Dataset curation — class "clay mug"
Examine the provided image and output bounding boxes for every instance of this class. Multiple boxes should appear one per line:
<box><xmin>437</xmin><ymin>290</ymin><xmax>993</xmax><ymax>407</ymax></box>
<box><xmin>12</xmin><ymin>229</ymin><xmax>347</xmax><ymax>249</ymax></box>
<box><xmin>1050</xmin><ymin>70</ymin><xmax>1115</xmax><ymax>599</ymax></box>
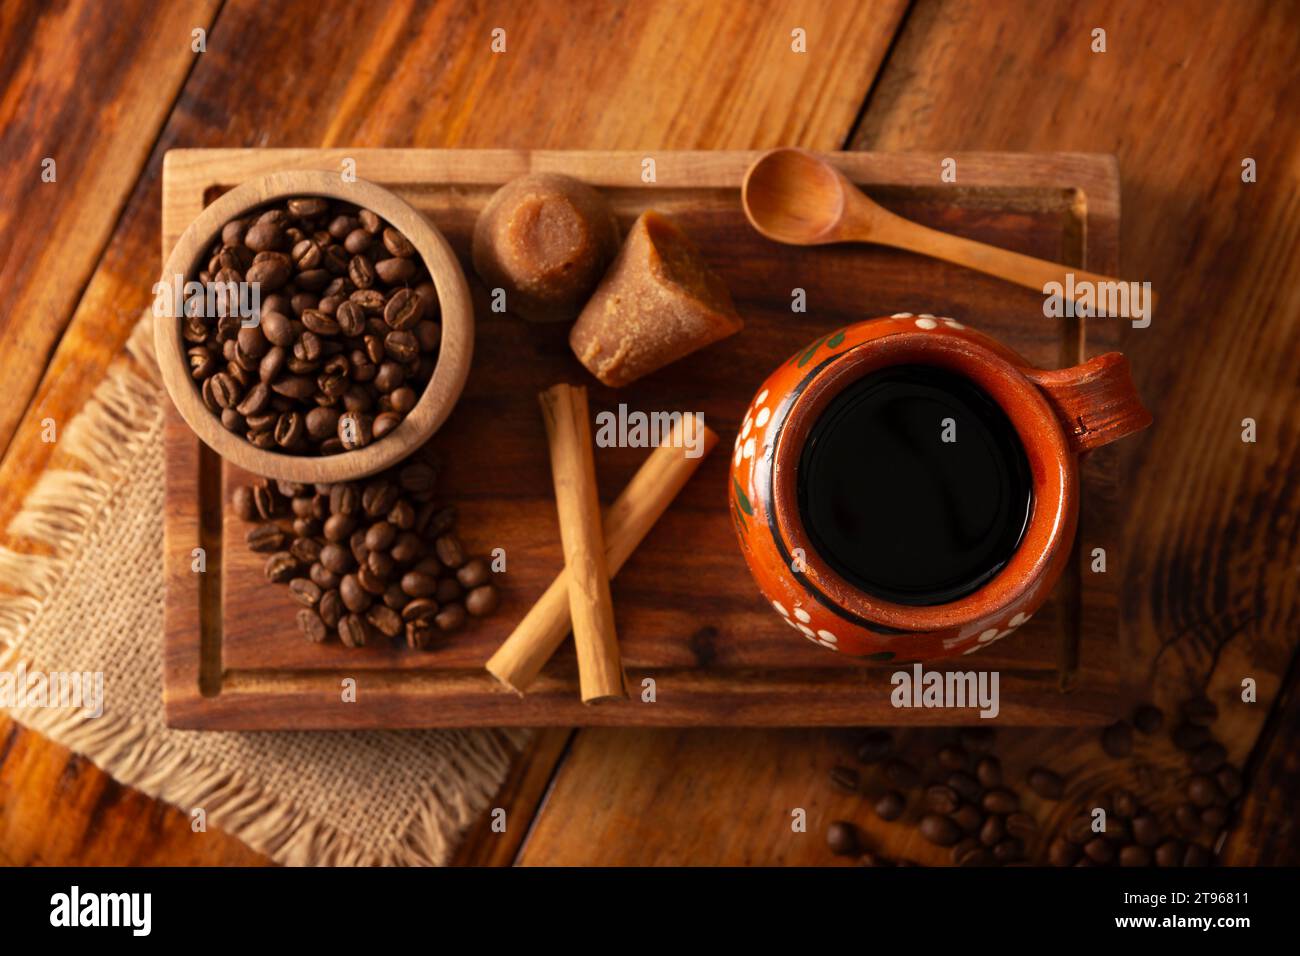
<box><xmin>728</xmin><ymin>313</ymin><xmax>1151</xmax><ymax>661</ymax></box>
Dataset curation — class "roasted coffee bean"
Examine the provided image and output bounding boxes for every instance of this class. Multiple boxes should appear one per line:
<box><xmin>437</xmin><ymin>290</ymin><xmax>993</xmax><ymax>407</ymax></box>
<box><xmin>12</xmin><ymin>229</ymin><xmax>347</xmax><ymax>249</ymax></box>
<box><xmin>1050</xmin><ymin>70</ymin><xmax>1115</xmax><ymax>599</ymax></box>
<box><xmin>1201</xmin><ymin>806</ymin><xmax>1229</xmax><ymax>829</ymax></box>
<box><xmin>389</xmin><ymin>531</ymin><xmax>423</xmax><ymax>563</ymax></box>
<box><xmin>319</xmin><ymin>542</ymin><xmax>355</xmax><ymax>574</ymax></box>
<box><xmin>348</xmin><ymin>254</ymin><xmax>375</xmax><ymax>289</ymax></box>
<box><xmin>1133</xmin><ymin>703</ymin><xmax>1164</xmax><ymax>734</ymax></box>
<box><xmin>338</xmin><ymin>613</ymin><xmax>370</xmax><ymax>648</ymax></box>
<box><xmin>382</xmin><ymin>227</ymin><xmax>415</xmax><ymax>258</ymax></box>
<box><xmin>382</xmin><ymin>583</ymin><xmax>410</xmax><ymax>611</ymax></box>
<box><xmin>979</xmin><ymin>814</ymin><xmax>1005</xmax><ymax>847</ymax></box>
<box><xmin>297</xmin><ymin>608</ymin><xmax>328</xmax><ymax>643</ymax></box>
<box><xmin>456</xmin><ymin>558</ymin><xmax>491</xmax><ymax>589</ymax></box>
<box><xmin>1028</xmin><ymin>767</ymin><xmax>1064</xmax><ymax>800</ymax></box>
<box><xmin>330</xmin><ymin>483</ymin><xmax>360</xmax><ymax>516</ymax></box>
<box><xmin>399</xmin><ymin>461</ymin><xmax>438</xmax><ymax>495</ymax></box>
<box><xmin>826</xmin><ymin>821</ymin><xmax>859</xmax><ymax>856</ymax></box>
<box><xmin>1101</xmin><ymin>720</ymin><xmax>1134</xmax><ymax>758</ymax></box>
<box><xmin>339</xmin><ymin>574</ymin><xmax>371</xmax><ymax>613</ymax></box>
<box><xmin>1111</xmin><ymin>788</ymin><xmax>1138</xmax><ymax>818</ymax></box>
<box><xmin>434</xmin><ymin>533</ymin><xmax>467</xmax><ymax>569</ymax></box>
<box><xmin>323</xmin><ymin>512</ymin><xmax>356</xmax><ymax>542</ymax></box>
<box><xmin>926</xmin><ymin>784</ymin><xmax>960</xmax><ymax>815</ymax></box>
<box><xmin>855</xmin><ymin>731</ymin><xmax>891</xmax><ymax>765</ymax></box>
<box><xmin>435</xmin><ymin>602</ymin><xmax>467</xmax><ymax>632</ymax></box>
<box><xmin>359</xmin><ymin>209</ymin><xmax>382</xmax><ymax>234</ymax></box>
<box><xmin>406</xmin><ymin>618</ymin><xmax>437</xmax><ymax>650</ymax></box>
<box><xmin>289</xmin><ymin>536</ymin><xmax>322</xmax><ymax>564</ymax></box>
<box><xmin>366</xmin><ymin>604</ymin><xmax>403</xmax><ymax>639</ymax></box>
<box><xmin>992</xmin><ymin>838</ymin><xmax>1023</xmax><ymax>863</ymax></box>
<box><xmin>947</xmin><ymin>771</ymin><xmax>981</xmax><ymax>802</ymax></box>
<box><xmin>362</xmin><ymin>480</ymin><xmax>400</xmax><ymax>517</ymax></box>
<box><xmin>982</xmin><ymin>788</ymin><xmax>1019</xmax><ymax>814</ymax></box>
<box><xmin>232</xmin><ymin>485</ymin><xmax>257</xmax><ymax>520</ymax></box>
<box><xmin>975</xmin><ymin>756</ymin><xmax>1002</xmax><ymax>788</ymax></box>
<box><xmin>1048</xmin><ymin>836</ymin><xmax>1080</xmax><ymax>866</ymax></box>
<box><xmin>401</xmin><ymin>599</ymin><xmax>440</xmax><ymax>625</ymax></box>
<box><xmin>465</xmin><ymin>585</ymin><xmax>499</xmax><ymax>617</ymax></box>
<box><xmin>372</xmin><ymin>411</ymin><xmax>402</xmax><ymax>440</ymax></box>
<box><xmin>829</xmin><ymin>765</ymin><xmax>860</xmax><ymax>793</ymax></box>
<box><xmin>919</xmin><ymin>814</ymin><xmax>961</xmax><ymax>847</ymax></box>
<box><xmin>1175</xmin><ymin>803</ymin><xmax>1202</xmax><ymax>832</ymax></box>
<box><xmin>318</xmin><ymin>589</ymin><xmax>343</xmax><ymax>629</ymax></box>
<box><xmin>367</xmin><ymin>549</ymin><xmax>396</xmax><ymax>579</ymax></box>
<box><xmin>1216</xmin><ymin>764</ymin><xmax>1243</xmax><ymax>799</ymax></box>
<box><xmin>1119</xmin><ymin>844</ymin><xmax>1151</xmax><ymax>867</ymax></box>
<box><xmin>951</xmin><ymin>803</ymin><xmax>983</xmax><ymax>834</ymax></box>
<box><xmin>387</xmin><ymin>499</ymin><xmax>416</xmax><ymax>530</ymax></box>
<box><xmin>357</xmin><ymin>566</ymin><xmax>387</xmax><ymax>596</ymax></box>
<box><xmin>1154</xmin><ymin>840</ymin><xmax>1183</xmax><ymax>867</ymax></box>
<box><xmin>390</xmin><ymin>385</ymin><xmax>418</xmax><ymax>414</ymax></box>
<box><xmin>246</xmin><ymin>524</ymin><xmax>288</xmax><ymax>552</ymax></box>
<box><xmin>365</xmin><ymin>521</ymin><xmax>397</xmax><ymax>551</ymax></box>
<box><xmin>1191</xmin><ymin>741</ymin><xmax>1227</xmax><ymax>774</ymax></box>
<box><xmin>937</xmin><ymin>746</ymin><xmax>969</xmax><ymax>771</ymax></box>
<box><xmin>288</xmin><ymin>577</ymin><xmax>322</xmax><ymax>608</ymax></box>
<box><xmin>1005</xmin><ymin>812</ymin><xmax>1038</xmax><ymax>841</ymax></box>
<box><xmin>1187</xmin><ymin>775</ymin><xmax>1225</xmax><ymax>808</ymax></box>
<box><xmin>873</xmin><ymin>790</ymin><xmax>905</xmax><ymax>821</ymax></box>
<box><xmin>1083</xmin><ymin>837</ymin><xmax>1115</xmax><ymax>864</ymax></box>
<box><xmin>1131</xmin><ymin>814</ymin><xmax>1160</xmax><ymax>847</ymax></box>
<box><xmin>1183</xmin><ymin>843</ymin><xmax>1211</xmax><ymax>867</ymax></box>
<box><xmin>1065</xmin><ymin>815</ymin><xmax>1094</xmax><ymax>844</ymax></box>
<box><xmin>309</xmin><ymin>562</ymin><xmax>340</xmax><ymax>591</ymax></box>
<box><xmin>400</xmin><ymin>570</ymin><xmax>439</xmax><ymax>598</ymax></box>
<box><xmin>264</xmin><ymin>552</ymin><xmax>300</xmax><ymax>583</ymax></box>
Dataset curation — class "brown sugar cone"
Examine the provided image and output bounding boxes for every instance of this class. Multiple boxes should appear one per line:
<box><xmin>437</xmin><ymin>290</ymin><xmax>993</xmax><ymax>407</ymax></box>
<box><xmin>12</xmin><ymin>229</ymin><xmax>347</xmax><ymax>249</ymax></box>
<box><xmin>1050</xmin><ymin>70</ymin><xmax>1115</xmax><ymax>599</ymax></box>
<box><xmin>486</xmin><ymin>414</ymin><xmax>717</xmax><ymax>695</ymax></box>
<box><xmin>569</xmin><ymin>210</ymin><xmax>743</xmax><ymax>387</ymax></box>
<box><xmin>536</xmin><ymin>383</ymin><xmax>626</xmax><ymax>702</ymax></box>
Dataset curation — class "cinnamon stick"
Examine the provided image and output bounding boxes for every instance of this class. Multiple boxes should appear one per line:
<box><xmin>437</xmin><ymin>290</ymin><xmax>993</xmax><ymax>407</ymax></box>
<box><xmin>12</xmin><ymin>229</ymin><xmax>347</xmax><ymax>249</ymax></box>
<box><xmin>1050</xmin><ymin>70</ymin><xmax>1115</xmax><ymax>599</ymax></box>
<box><xmin>486</xmin><ymin>413</ymin><xmax>718</xmax><ymax>695</ymax></box>
<box><xmin>537</xmin><ymin>384</ymin><xmax>625</xmax><ymax>703</ymax></box>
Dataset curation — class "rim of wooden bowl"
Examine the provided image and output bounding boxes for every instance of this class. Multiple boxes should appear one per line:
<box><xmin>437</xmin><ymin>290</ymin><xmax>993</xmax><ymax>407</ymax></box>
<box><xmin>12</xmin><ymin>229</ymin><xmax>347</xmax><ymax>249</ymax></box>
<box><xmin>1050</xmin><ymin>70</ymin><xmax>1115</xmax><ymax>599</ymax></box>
<box><xmin>153</xmin><ymin>170</ymin><xmax>474</xmax><ymax>482</ymax></box>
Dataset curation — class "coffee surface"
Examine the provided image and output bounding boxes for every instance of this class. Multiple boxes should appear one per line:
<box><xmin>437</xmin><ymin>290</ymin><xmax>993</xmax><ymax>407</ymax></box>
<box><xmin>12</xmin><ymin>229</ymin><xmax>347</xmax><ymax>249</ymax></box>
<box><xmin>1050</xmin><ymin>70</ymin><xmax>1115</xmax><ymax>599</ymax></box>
<box><xmin>797</xmin><ymin>365</ymin><xmax>1032</xmax><ymax>606</ymax></box>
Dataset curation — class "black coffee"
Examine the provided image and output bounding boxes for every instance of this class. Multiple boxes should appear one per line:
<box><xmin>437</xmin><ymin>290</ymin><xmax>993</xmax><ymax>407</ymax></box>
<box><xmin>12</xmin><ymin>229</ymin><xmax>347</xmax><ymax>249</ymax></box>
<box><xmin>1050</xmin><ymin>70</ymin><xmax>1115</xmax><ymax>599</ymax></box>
<box><xmin>797</xmin><ymin>365</ymin><xmax>1032</xmax><ymax>606</ymax></box>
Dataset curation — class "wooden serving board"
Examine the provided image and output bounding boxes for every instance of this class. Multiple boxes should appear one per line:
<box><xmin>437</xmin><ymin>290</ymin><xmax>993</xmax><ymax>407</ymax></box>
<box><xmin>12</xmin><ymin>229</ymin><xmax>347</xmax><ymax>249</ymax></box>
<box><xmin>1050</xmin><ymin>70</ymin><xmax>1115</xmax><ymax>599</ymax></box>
<box><xmin>162</xmin><ymin>149</ymin><xmax>1131</xmax><ymax>730</ymax></box>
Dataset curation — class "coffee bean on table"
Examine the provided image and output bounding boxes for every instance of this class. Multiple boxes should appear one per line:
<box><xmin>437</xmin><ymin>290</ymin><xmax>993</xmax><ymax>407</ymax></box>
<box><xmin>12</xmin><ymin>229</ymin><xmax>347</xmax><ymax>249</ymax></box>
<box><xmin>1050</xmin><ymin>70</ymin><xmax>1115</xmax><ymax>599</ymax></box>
<box><xmin>979</xmin><ymin>814</ymin><xmax>1005</xmax><ymax>847</ymax></box>
<box><xmin>406</xmin><ymin>618</ymin><xmax>437</xmax><ymax>650</ymax></box>
<box><xmin>456</xmin><ymin>558</ymin><xmax>491</xmax><ymax>589</ymax></box>
<box><xmin>1119</xmin><ymin>844</ymin><xmax>1152</xmax><ymax>867</ymax></box>
<box><xmin>1028</xmin><ymin>767</ymin><xmax>1064</xmax><ymax>800</ymax></box>
<box><xmin>926</xmin><ymin>784</ymin><xmax>960</xmax><ymax>815</ymax></box>
<box><xmin>1065</xmin><ymin>815</ymin><xmax>1093</xmax><ymax>844</ymax></box>
<box><xmin>1133</xmin><ymin>703</ymin><xmax>1164</xmax><ymax>734</ymax></box>
<box><xmin>435</xmin><ymin>533</ymin><xmax>466</xmax><ymax>569</ymax></box>
<box><xmin>264</xmin><ymin>552</ymin><xmax>299</xmax><ymax>583</ymax></box>
<box><xmin>232</xmin><ymin>485</ymin><xmax>256</xmax><ymax>520</ymax></box>
<box><xmin>1131</xmin><ymin>814</ymin><xmax>1160</xmax><ymax>847</ymax></box>
<box><xmin>1191</xmin><ymin>741</ymin><xmax>1227</xmax><ymax>774</ymax></box>
<box><xmin>402</xmin><ymin>598</ymin><xmax>439</xmax><ymax>623</ymax></box>
<box><xmin>1083</xmin><ymin>837</ymin><xmax>1115</xmax><ymax>864</ymax></box>
<box><xmin>829</xmin><ymin>765</ymin><xmax>860</xmax><ymax>793</ymax></box>
<box><xmin>873</xmin><ymin>791</ymin><xmax>905</xmax><ymax>822</ymax></box>
<box><xmin>1154</xmin><ymin>839</ymin><xmax>1183</xmax><ymax>867</ymax></box>
<box><xmin>1187</xmin><ymin>775</ymin><xmax>1225</xmax><ymax>808</ymax></box>
<box><xmin>826</xmin><ymin>821</ymin><xmax>859</xmax><ymax>856</ymax></box>
<box><xmin>949</xmin><ymin>836</ymin><xmax>979</xmax><ymax>865</ymax></box>
<box><xmin>975</xmin><ymin>755</ymin><xmax>1001</xmax><ymax>788</ymax></box>
<box><xmin>435</xmin><ymin>603</ymin><xmax>467</xmax><ymax>632</ymax></box>
<box><xmin>919</xmin><ymin>814</ymin><xmax>961</xmax><ymax>846</ymax></box>
<box><xmin>296</xmin><ymin>608</ymin><xmax>327</xmax><ymax>643</ymax></box>
<box><xmin>465</xmin><ymin>585</ymin><xmax>499</xmax><ymax>617</ymax></box>
<box><xmin>338</xmin><ymin>613</ymin><xmax>370</xmax><ymax>648</ymax></box>
<box><xmin>288</xmin><ymin>577</ymin><xmax>321</xmax><ymax>608</ymax></box>
<box><xmin>937</xmin><ymin>745</ymin><xmax>969</xmax><ymax>771</ymax></box>
<box><xmin>855</xmin><ymin>730</ymin><xmax>891</xmax><ymax>765</ymax></box>
<box><xmin>981</xmin><ymin>788</ymin><xmax>1019</xmax><ymax>814</ymax></box>
<box><xmin>951</xmin><ymin>803</ymin><xmax>983</xmax><ymax>834</ymax></box>
<box><xmin>318</xmin><ymin>589</ymin><xmax>343</xmax><ymax>628</ymax></box>
<box><xmin>246</xmin><ymin>524</ymin><xmax>287</xmax><ymax>552</ymax></box>
<box><xmin>1175</xmin><ymin>803</ymin><xmax>1202</xmax><ymax>832</ymax></box>
<box><xmin>992</xmin><ymin>837</ymin><xmax>1023</xmax><ymax>863</ymax></box>
<box><xmin>1005</xmin><ymin>812</ymin><xmax>1038</xmax><ymax>841</ymax></box>
<box><xmin>366</xmin><ymin>604</ymin><xmax>403</xmax><ymax>639</ymax></box>
<box><xmin>1048</xmin><ymin>836</ymin><xmax>1080</xmax><ymax>866</ymax></box>
<box><xmin>1101</xmin><ymin>720</ymin><xmax>1134</xmax><ymax>757</ymax></box>
<box><xmin>947</xmin><ymin>770</ymin><xmax>981</xmax><ymax>802</ymax></box>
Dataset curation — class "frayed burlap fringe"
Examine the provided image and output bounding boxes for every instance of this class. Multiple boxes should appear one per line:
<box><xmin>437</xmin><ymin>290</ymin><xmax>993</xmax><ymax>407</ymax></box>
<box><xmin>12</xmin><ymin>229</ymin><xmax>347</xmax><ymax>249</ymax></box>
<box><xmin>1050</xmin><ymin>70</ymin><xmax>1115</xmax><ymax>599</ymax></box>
<box><xmin>0</xmin><ymin>315</ymin><xmax>527</xmax><ymax>866</ymax></box>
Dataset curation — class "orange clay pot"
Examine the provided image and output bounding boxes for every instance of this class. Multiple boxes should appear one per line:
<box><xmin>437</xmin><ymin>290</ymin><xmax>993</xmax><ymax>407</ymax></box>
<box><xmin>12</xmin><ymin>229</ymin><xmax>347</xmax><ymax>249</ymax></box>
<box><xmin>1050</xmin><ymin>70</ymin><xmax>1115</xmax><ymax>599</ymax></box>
<box><xmin>728</xmin><ymin>313</ymin><xmax>1151</xmax><ymax>662</ymax></box>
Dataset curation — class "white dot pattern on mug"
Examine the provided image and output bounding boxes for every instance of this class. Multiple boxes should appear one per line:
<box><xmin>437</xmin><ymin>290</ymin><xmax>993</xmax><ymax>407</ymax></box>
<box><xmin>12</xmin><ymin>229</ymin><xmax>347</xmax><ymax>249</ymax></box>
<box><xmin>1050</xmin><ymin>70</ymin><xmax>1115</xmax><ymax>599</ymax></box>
<box><xmin>959</xmin><ymin>612</ymin><xmax>1033</xmax><ymax>655</ymax></box>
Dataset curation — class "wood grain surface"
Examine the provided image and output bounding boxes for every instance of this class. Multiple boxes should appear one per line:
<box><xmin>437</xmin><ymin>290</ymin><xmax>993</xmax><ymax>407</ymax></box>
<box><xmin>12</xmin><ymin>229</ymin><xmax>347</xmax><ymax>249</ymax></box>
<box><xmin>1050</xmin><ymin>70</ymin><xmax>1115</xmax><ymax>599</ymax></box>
<box><xmin>3</xmin><ymin>0</ymin><xmax>1297</xmax><ymax>867</ymax></box>
<box><xmin>161</xmin><ymin>149</ymin><xmax>1126</xmax><ymax>730</ymax></box>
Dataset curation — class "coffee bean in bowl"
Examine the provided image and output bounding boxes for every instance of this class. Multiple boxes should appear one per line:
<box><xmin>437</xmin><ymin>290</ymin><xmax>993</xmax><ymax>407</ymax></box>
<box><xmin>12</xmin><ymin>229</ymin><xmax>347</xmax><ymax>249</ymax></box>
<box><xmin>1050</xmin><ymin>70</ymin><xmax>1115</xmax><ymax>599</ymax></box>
<box><xmin>155</xmin><ymin>172</ymin><xmax>473</xmax><ymax>484</ymax></box>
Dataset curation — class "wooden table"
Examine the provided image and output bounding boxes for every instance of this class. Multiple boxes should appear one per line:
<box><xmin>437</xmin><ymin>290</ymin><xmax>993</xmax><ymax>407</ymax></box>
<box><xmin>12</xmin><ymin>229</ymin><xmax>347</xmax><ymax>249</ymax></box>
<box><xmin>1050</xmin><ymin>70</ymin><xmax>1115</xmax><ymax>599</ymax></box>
<box><xmin>1</xmin><ymin>0</ymin><xmax>1296</xmax><ymax>866</ymax></box>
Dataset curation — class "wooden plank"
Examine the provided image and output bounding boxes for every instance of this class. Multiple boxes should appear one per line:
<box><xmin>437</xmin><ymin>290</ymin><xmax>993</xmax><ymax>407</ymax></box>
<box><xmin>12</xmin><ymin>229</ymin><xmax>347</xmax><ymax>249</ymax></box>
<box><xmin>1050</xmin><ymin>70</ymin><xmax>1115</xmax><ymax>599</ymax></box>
<box><xmin>2</xmin><ymin>0</ymin><xmax>907</xmax><ymax>864</ymax></box>
<box><xmin>161</xmin><ymin>148</ymin><xmax>1123</xmax><ymax>729</ymax></box>
<box><xmin>0</xmin><ymin>0</ymin><xmax>217</xmax><ymax>480</ymax></box>
<box><xmin>528</xmin><ymin>0</ymin><xmax>1300</xmax><ymax>865</ymax></box>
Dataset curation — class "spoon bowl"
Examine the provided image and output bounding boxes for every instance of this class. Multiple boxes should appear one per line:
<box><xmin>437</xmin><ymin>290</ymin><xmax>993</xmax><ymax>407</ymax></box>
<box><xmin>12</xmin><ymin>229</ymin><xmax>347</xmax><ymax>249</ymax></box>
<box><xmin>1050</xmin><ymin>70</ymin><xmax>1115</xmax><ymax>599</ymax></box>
<box><xmin>742</xmin><ymin>147</ymin><xmax>849</xmax><ymax>244</ymax></box>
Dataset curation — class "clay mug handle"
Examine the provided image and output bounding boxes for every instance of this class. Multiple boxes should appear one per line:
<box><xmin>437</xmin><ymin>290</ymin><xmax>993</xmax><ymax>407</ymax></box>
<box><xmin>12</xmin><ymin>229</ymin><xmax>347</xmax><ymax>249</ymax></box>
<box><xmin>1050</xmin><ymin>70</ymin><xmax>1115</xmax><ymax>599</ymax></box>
<box><xmin>1024</xmin><ymin>352</ymin><xmax>1152</xmax><ymax>455</ymax></box>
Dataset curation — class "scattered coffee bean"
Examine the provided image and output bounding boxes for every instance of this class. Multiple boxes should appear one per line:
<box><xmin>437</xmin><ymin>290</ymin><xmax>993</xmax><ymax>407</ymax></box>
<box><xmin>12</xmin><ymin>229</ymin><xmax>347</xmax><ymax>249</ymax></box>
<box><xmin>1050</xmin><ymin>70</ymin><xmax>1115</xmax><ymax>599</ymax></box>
<box><xmin>1175</xmin><ymin>803</ymin><xmax>1202</xmax><ymax>832</ymax></box>
<box><xmin>829</xmin><ymin>765</ymin><xmax>860</xmax><ymax>793</ymax></box>
<box><xmin>1048</xmin><ymin>836</ymin><xmax>1080</xmax><ymax>866</ymax></box>
<box><xmin>1110</xmin><ymin>788</ymin><xmax>1138</xmax><ymax>819</ymax></box>
<box><xmin>1154</xmin><ymin>839</ymin><xmax>1183</xmax><ymax>867</ymax></box>
<box><xmin>435</xmin><ymin>603</ymin><xmax>467</xmax><ymax>632</ymax></box>
<box><xmin>826</xmin><ymin>821</ymin><xmax>859</xmax><ymax>856</ymax></box>
<box><xmin>981</xmin><ymin>788</ymin><xmax>1019</xmax><ymax>814</ymax></box>
<box><xmin>1005</xmin><ymin>812</ymin><xmax>1038</xmax><ymax>842</ymax></box>
<box><xmin>1119</xmin><ymin>844</ymin><xmax>1152</xmax><ymax>867</ymax></box>
<box><xmin>947</xmin><ymin>771</ymin><xmax>981</xmax><ymax>802</ymax></box>
<box><xmin>1083</xmin><ymin>837</ymin><xmax>1115</xmax><ymax>864</ymax></box>
<box><xmin>951</xmin><ymin>803</ymin><xmax>983</xmax><ymax>834</ymax></box>
<box><xmin>338</xmin><ymin>613</ymin><xmax>370</xmax><ymax>648</ymax></box>
<box><xmin>937</xmin><ymin>745</ymin><xmax>969</xmax><ymax>771</ymax></box>
<box><xmin>884</xmin><ymin>759</ymin><xmax>920</xmax><ymax>790</ymax></box>
<box><xmin>992</xmin><ymin>837</ymin><xmax>1023</xmax><ymax>864</ymax></box>
<box><xmin>919</xmin><ymin>814</ymin><xmax>961</xmax><ymax>847</ymax></box>
<box><xmin>264</xmin><ymin>552</ymin><xmax>300</xmax><ymax>583</ymax></box>
<box><xmin>296</xmin><ymin>608</ymin><xmax>327</xmax><ymax>643</ymax></box>
<box><xmin>1131</xmin><ymin>814</ymin><xmax>1161</xmax><ymax>847</ymax></box>
<box><xmin>873</xmin><ymin>791</ymin><xmax>905</xmax><ymax>822</ymax></box>
<box><xmin>246</xmin><ymin>524</ymin><xmax>288</xmax><ymax>552</ymax></box>
<box><xmin>1027</xmin><ymin>766</ymin><xmax>1064</xmax><ymax>800</ymax></box>
<box><xmin>855</xmin><ymin>731</ymin><xmax>892</xmax><ymax>765</ymax></box>
<box><xmin>1187</xmin><ymin>774</ymin><xmax>1225</xmax><ymax>808</ymax></box>
<box><xmin>979</xmin><ymin>814</ymin><xmax>1005</xmax><ymax>847</ymax></box>
<box><xmin>975</xmin><ymin>755</ymin><xmax>1002</xmax><ymax>788</ymax></box>
<box><xmin>232</xmin><ymin>485</ymin><xmax>256</xmax><ymax>520</ymax></box>
<box><xmin>926</xmin><ymin>784</ymin><xmax>960</xmax><ymax>815</ymax></box>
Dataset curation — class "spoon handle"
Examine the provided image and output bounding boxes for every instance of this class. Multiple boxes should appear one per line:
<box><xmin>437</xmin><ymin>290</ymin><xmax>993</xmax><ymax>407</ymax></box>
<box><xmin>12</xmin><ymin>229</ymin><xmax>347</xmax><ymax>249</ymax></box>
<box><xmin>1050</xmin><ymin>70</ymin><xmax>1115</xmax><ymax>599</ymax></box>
<box><xmin>868</xmin><ymin>213</ymin><xmax>1155</xmax><ymax>313</ymax></box>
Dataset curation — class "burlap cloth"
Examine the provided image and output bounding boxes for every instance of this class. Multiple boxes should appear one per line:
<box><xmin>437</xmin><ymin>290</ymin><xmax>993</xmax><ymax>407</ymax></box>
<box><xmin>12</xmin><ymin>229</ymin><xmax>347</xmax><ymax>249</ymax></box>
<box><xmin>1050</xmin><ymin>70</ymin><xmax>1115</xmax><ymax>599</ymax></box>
<box><xmin>0</xmin><ymin>316</ymin><xmax>525</xmax><ymax>865</ymax></box>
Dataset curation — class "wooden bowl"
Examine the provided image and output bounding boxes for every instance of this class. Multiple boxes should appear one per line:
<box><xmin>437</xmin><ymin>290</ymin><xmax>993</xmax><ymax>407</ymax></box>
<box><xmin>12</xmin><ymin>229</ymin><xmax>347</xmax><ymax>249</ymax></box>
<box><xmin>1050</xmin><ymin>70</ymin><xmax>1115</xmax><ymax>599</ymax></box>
<box><xmin>154</xmin><ymin>170</ymin><xmax>474</xmax><ymax>482</ymax></box>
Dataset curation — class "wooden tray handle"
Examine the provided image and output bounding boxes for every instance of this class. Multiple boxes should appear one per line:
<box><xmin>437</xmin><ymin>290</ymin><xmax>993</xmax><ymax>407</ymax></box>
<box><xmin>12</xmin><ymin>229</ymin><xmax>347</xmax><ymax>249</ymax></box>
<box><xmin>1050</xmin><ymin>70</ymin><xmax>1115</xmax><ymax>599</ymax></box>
<box><xmin>1025</xmin><ymin>352</ymin><xmax>1153</xmax><ymax>454</ymax></box>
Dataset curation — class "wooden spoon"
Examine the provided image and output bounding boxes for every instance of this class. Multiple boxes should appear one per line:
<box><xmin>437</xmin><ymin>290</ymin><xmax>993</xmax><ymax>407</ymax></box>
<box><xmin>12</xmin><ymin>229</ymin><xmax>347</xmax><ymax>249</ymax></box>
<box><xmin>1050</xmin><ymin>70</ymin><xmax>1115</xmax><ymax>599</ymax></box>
<box><xmin>742</xmin><ymin>148</ymin><xmax>1153</xmax><ymax>312</ymax></box>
